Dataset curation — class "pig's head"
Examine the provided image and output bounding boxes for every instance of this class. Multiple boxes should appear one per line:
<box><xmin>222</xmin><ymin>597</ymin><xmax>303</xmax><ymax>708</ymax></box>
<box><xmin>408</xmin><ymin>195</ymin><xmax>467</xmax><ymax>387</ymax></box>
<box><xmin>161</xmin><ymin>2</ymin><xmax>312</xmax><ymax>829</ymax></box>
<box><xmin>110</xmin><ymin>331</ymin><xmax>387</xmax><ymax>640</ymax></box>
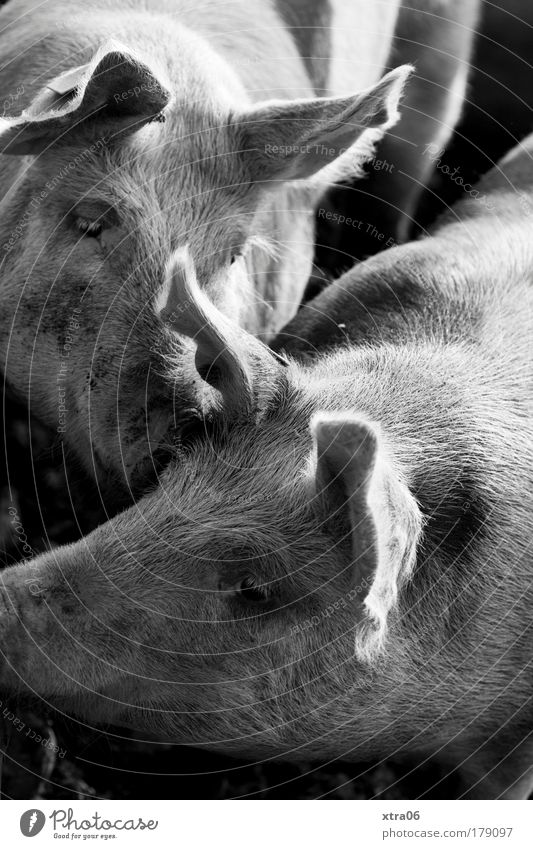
<box><xmin>0</xmin><ymin>33</ymin><xmax>410</xmax><ymax>496</ymax></box>
<box><xmin>0</xmin><ymin>251</ymin><xmax>424</xmax><ymax>760</ymax></box>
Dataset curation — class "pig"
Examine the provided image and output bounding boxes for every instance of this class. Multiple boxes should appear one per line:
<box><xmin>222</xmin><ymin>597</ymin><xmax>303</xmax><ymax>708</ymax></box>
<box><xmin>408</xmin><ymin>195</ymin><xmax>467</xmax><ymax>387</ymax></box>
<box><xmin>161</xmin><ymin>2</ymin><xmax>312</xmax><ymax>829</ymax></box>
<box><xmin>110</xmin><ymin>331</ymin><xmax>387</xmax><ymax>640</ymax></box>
<box><xmin>1</xmin><ymin>130</ymin><xmax>532</xmax><ymax>800</ymax></box>
<box><xmin>0</xmin><ymin>0</ymin><xmax>480</xmax><ymax>496</ymax></box>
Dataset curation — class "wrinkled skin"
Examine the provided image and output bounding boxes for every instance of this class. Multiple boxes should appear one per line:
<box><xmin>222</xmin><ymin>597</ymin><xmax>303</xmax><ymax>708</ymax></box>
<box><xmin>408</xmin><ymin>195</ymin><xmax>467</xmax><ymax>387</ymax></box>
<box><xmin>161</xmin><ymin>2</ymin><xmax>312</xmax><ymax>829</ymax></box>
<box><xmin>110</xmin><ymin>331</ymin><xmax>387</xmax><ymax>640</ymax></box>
<box><xmin>2</xmin><ymin>136</ymin><xmax>533</xmax><ymax>799</ymax></box>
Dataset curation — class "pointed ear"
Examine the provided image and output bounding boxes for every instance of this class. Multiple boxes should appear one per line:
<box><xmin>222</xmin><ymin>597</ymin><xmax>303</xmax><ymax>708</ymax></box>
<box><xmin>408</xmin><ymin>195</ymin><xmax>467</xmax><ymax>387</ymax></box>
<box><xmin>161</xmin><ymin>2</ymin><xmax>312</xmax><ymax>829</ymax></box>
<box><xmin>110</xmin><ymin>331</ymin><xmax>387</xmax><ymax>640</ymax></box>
<box><xmin>0</xmin><ymin>41</ymin><xmax>171</xmax><ymax>155</ymax></box>
<box><xmin>157</xmin><ymin>248</ymin><xmax>287</xmax><ymax>411</ymax></box>
<box><xmin>311</xmin><ymin>413</ymin><xmax>423</xmax><ymax>658</ymax></box>
<box><xmin>240</xmin><ymin>65</ymin><xmax>412</xmax><ymax>182</ymax></box>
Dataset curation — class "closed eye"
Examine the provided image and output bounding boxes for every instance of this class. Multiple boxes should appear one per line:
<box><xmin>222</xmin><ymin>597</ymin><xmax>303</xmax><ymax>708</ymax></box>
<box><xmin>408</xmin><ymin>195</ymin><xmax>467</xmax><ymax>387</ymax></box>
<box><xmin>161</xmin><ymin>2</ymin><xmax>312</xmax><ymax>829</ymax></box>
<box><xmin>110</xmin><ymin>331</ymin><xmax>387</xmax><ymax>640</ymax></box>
<box><xmin>238</xmin><ymin>576</ymin><xmax>270</xmax><ymax>604</ymax></box>
<box><xmin>71</xmin><ymin>201</ymin><xmax>119</xmax><ymax>239</ymax></box>
<box><xmin>76</xmin><ymin>217</ymin><xmax>104</xmax><ymax>238</ymax></box>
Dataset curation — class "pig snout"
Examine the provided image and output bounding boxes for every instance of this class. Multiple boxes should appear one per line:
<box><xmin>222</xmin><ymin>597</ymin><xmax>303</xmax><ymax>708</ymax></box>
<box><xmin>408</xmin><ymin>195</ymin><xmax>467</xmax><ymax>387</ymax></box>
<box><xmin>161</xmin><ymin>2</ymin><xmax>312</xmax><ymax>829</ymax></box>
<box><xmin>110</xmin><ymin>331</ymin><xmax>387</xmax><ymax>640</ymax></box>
<box><xmin>0</xmin><ymin>528</ymin><xmax>186</xmax><ymax>718</ymax></box>
<box><xmin>0</xmin><ymin>549</ymin><xmax>125</xmax><ymax>701</ymax></box>
<box><xmin>0</xmin><ymin>565</ymin><xmax>53</xmax><ymax>693</ymax></box>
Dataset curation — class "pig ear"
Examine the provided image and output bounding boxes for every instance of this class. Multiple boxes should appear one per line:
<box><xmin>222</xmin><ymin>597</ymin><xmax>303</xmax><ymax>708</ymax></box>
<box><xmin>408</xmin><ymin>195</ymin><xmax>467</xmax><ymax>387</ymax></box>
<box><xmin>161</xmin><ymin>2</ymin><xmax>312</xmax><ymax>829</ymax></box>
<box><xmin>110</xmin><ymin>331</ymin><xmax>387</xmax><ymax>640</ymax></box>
<box><xmin>158</xmin><ymin>248</ymin><xmax>287</xmax><ymax>411</ymax></box>
<box><xmin>240</xmin><ymin>65</ymin><xmax>412</xmax><ymax>182</ymax></box>
<box><xmin>311</xmin><ymin>413</ymin><xmax>423</xmax><ymax>659</ymax></box>
<box><xmin>0</xmin><ymin>41</ymin><xmax>171</xmax><ymax>155</ymax></box>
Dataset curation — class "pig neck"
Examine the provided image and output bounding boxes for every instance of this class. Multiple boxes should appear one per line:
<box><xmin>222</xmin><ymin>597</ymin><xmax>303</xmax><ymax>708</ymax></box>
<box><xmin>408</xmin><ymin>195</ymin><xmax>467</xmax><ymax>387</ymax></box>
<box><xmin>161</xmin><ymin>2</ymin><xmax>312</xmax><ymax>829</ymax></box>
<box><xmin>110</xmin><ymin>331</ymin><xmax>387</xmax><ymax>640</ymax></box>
<box><xmin>292</xmin><ymin>210</ymin><xmax>533</xmax><ymax>572</ymax></box>
<box><xmin>282</xmin><ymin>212</ymin><xmax>533</xmax><ymax>357</ymax></box>
<box><xmin>278</xmin><ymin>131</ymin><xmax>533</xmax><ymax>359</ymax></box>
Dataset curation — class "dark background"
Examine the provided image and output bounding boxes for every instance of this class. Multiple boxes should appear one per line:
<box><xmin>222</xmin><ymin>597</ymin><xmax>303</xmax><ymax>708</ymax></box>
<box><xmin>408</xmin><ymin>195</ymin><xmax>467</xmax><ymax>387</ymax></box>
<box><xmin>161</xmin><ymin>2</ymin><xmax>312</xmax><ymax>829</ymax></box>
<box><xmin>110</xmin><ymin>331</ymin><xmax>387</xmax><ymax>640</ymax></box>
<box><xmin>1</xmin><ymin>0</ymin><xmax>533</xmax><ymax>799</ymax></box>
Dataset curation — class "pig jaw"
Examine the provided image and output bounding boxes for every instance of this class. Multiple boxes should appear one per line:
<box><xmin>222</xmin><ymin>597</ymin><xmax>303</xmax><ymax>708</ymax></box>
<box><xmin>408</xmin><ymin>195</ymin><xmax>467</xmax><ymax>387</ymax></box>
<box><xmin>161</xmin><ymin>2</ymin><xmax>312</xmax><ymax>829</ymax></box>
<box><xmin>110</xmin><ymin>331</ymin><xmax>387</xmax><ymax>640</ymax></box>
<box><xmin>0</xmin><ymin>508</ymin><xmax>410</xmax><ymax>758</ymax></box>
<box><xmin>0</xmin><ymin>511</ymin><xmax>487</xmax><ymax>765</ymax></box>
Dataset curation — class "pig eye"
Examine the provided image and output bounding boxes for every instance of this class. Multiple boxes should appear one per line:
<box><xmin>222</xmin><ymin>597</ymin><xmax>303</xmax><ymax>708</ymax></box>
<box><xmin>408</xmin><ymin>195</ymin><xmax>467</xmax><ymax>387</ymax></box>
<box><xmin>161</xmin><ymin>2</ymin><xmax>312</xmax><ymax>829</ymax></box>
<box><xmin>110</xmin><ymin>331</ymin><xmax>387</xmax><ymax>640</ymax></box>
<box><xmin>76</xmin><ymin>217</ymin><xmax>104</xmax><ymax>238</ymax></box>
<box><xmin>72</xmin><ymin>203</ymin><xmax>119</xmax><ymax>238</ymax></box>
<box><xmin>230</xmin><ymin>251</ymin><xmax>243</xmax><ymax>265</ymax></box>
<box><xmin>238</xmin><ymin>576</ymin><xmax>269</xmax><ymax>604</ymax></box>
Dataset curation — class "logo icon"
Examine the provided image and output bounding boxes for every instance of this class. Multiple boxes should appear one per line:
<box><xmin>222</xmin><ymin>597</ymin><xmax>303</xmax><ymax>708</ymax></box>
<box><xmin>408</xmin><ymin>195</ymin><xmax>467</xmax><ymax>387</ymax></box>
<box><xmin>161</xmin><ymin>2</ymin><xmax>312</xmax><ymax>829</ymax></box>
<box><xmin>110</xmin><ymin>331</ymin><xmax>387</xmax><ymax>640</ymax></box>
<box><xmin>20</xmin><ymin>810</ymin><xmax>46</xmax><ymax>837</ymax></box>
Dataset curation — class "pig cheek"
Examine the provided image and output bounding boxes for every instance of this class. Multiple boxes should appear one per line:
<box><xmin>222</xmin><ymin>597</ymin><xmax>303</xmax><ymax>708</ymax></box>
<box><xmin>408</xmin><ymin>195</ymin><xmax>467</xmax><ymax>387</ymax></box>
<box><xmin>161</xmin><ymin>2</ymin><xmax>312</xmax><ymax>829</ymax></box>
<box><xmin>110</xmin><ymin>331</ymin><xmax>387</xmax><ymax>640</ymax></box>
<box><xmin>100</xmin><ymin>227</ymin><xmax>136</xmax><ymax>264</ymax></box>
<box><xmin>9</xmin><ymin>329</ymin><xmax>61</xmax><ymax>406</ymax></box>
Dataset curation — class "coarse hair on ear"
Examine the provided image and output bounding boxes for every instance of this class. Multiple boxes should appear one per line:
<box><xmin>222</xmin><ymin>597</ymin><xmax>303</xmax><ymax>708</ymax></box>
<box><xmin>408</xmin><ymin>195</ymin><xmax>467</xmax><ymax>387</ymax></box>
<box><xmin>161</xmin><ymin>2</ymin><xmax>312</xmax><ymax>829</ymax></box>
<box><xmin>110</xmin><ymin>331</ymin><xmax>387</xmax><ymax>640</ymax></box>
<box><xmin>0</xmin><ymin>40</ymin><xmax>171</xmax><ymax>155</ymax></box>
<box><xmin>311</xmin><ymin>412</ymin><xmax>423</xmax><ymax>661</ymax></box>
<box><xmin>157</xmin><ymin>247</ymin><xmax>288</xmax><ymax>415</ymax></box>
<box><xmin>237</xmin><ymin>64</ymin><xmax>412</xmax><ymax>186</ymax></box>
